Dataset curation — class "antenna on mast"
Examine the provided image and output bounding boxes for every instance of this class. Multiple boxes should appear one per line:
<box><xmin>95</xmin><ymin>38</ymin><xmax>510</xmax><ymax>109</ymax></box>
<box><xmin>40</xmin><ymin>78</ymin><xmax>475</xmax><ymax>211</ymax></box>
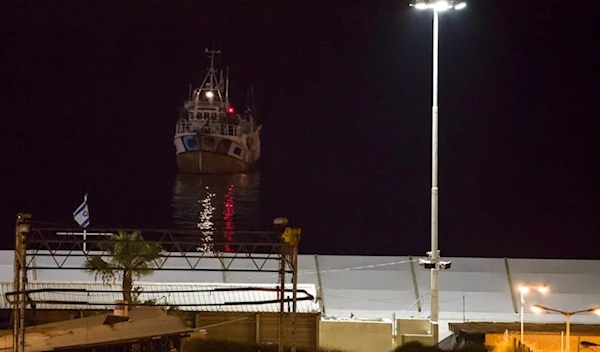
<box><xmin>246</xmin><ymin>86</ymin><xmax>256</xmax><ymax>114</ymax></box>
<box><xmin>251</xmin><ymin>86</ymin><xmax>256</xmax><ymax>113</ymax></box>
<box><xmin>246</xmin><ymin>86</ymin><xmax>257</xmax><ymax>131</ymax></box>
<box><xmin>203</xmin><ymin>47</ymin><xmax>222</xmax><ymax>104</ymax></box>
<box><xmin>225</xmin><ymin>66</ymin><xmax>230</xmax><ymax>107</ymax></box>
<box><xmin>205</xmin><ymin>48</ymin><xmax>221</xmax><ymax>86</ymax></box>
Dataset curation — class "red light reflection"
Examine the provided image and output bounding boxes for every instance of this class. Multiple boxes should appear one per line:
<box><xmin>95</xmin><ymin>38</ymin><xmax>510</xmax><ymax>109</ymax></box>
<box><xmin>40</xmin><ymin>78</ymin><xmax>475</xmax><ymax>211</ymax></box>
<box><xmin>223</xmin><ymin>184</ymin><xmax>235</xmax><ymax>252</ymax></box>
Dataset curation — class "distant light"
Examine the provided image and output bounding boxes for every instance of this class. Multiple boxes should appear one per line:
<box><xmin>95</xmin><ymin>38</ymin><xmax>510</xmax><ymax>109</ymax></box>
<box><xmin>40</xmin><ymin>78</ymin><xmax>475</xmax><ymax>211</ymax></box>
<box><xmin>531</xmin><ymin>305</ymin><xmax>544</xmax><ymax>313</ymax></box>
<box><xmin>454</xmin><ymin>2</ymin><xmax>467</xmax><ymax>9</ymax></box>
<box><xmin>519</xmin><ymin>286</ymin><xmax>530</xmax><ymax>294</ymax></box>
<box><xmin>434</xmin><ymin>1</ymin><xmax>450</xmax><ymax>11</ymax></box>
<box><xmin>414</xmin><ymin>2</ymin><xmax>428</xmax><ymax>9</ymax></box>
<box><xmin>537</xmin><ymin>285</ymin><xmax>549</xmax><ymax>294</ymax></box>
<box><xmin>594</xmin><ymin>309</ymin><xmax>600</xmax><ymax>316</ymax></box>
<box><xmin>227</xmin><ymin>107</ymin><xmax>235</xmax><ymax>114</ymax></box>
<box><xmin>205</xmin><ymin>91</ymin><xmax>214</xmax><ymax>98</ymax></box>
<box><xmin>273</xmin><ymin>217</ymin><xmax>289</xmax><ymax>226</ymax></box>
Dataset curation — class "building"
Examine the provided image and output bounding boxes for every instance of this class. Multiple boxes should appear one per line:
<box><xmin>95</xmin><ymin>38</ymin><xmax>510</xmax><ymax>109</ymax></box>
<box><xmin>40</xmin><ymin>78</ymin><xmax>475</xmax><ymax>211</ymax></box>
<box><xmin>448</xmin><ymin>322</ymin><xmax>600</xmax><ymax>352</ymax></box>
<box><xmin>2</xmin><ymin>250</ymin><xmax>600</xmax><ymax>349</ymax></box>
<box><xmin>0</xmin><ymin>281</ymin><xmax>321</xmax><ymax>351</ymax></box>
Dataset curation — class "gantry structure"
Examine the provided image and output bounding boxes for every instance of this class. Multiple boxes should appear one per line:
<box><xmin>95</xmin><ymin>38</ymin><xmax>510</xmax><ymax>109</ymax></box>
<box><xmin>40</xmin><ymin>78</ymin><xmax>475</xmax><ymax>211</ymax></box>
<box><xmin>11</xmin><ymin>214</ymin><xmax>303</xmax><ymax>352</ymax></box>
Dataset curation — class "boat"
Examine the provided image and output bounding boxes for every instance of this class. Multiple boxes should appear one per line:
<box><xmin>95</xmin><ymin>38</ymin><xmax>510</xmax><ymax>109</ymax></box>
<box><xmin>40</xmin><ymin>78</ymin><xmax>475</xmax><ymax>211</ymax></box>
<box><xmin>173</xmin><ymin>49</ymin><xmax>262</xmax><ymax>173</ymax></box>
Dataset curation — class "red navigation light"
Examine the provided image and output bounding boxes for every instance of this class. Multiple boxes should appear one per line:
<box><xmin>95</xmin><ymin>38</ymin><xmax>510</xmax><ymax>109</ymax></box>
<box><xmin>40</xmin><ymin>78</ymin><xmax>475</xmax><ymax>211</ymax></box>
<box><xmin>227</xmin><ymin>107</ymin><xmax>235</xmax><ymax>114</ymax></box>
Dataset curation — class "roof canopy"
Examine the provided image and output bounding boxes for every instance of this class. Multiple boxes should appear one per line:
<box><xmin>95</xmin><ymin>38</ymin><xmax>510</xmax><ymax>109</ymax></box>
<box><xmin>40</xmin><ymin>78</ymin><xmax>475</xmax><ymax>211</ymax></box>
<box><xmin>0</xmin><ymin>307</ymin><xmax>192</xmax><ymax>351</ymax></box>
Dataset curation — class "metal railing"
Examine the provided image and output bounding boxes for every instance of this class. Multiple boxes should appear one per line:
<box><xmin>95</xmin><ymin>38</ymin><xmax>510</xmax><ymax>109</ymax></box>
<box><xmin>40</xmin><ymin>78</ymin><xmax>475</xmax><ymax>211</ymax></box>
<box><xmin>175</xmin><ymin>121</ymin><xmax>241</xmax><ymax>137</ymax></box>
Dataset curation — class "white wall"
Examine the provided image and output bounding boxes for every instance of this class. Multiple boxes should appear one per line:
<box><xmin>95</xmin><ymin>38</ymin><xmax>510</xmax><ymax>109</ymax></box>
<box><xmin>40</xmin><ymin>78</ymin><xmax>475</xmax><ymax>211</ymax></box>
<box><xmin>3</xmin><ymin>251</ymin><xmax>600</xmax><ymax>342</ymax></box>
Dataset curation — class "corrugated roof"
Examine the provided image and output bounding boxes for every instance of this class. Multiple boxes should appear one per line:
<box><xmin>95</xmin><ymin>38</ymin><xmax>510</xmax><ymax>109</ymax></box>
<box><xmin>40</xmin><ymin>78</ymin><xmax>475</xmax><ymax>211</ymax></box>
<box><xmin>0</xmin><ymin>307</ymin><xmax>193</xmax><ymax>351</ymax></box>
<box><xmin>449</xmin><ymin>322</ymin><xmax>600</xmax><ymax>335</ymax></box>
<box><xmin>2</xmin><ymin>251</ymin><xmax>600</xmax><ymax>339</ymax></box>
<box><xmin>0</xmin><ymin>281</ymin><xmax>319</xmax><ymax>313</ymax></box>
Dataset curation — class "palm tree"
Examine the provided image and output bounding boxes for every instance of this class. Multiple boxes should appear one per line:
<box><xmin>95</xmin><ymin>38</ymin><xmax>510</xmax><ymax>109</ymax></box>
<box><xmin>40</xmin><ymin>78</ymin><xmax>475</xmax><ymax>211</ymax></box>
<box><xmin>83</xmin><ymin>230</ymin><xmax>162</xmax><ymax>303</ymax></box>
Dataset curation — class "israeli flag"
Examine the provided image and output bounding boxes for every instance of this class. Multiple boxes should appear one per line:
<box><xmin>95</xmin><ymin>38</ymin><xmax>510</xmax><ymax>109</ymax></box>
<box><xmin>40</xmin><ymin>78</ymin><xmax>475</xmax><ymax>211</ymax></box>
<box><xmin>73</xmin><ymin>199</ymin><xmax>90</xmax><ymax>228</ymax></box>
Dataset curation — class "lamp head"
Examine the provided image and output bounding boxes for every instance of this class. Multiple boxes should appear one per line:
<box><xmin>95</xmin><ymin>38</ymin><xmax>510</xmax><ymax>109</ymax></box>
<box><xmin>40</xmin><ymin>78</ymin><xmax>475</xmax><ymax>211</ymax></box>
<box><xmin>410</xmin><ymin>0</ymin><xmax>467</xmax><ymax>11</ymax></box>
<box><xmin>537</xmin><ymin>285</ymin><xmax>549</xmax><ymax>294</ymax></box>
<box><xmin>434</xmin><ymin>1</ymin><xmax>450</xmax><ymax>11</ymax></box>
<box><xmin>518</xmin><ymin>285</ymin><xmax>549</xmax><ymax>294</ymax></box>
<box><xmin>531</xmin><ymin>305</ymin><xmax>545</xmax><ymax>313</ymax></box>
<box><xmin>454</xmin><ymin>2</ymin><xmax>467</xmax><ymax>9</ymax></box>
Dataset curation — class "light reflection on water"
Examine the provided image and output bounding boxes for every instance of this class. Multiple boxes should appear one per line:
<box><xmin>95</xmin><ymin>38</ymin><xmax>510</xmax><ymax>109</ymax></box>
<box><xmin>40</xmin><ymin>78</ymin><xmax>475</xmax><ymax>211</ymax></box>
<box><xmin>171</xmin><ymin>172</ymin><xmax>262</xmax><ymax>237</ymax></box>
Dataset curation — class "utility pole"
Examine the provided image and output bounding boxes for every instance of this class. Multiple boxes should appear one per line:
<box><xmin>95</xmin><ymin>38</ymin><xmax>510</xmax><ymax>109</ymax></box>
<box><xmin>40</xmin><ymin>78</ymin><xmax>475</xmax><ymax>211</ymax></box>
<box><xmin>274</xmin><ymin>218</ymin><xmax>302</xmax><ymax>352</ymax></box>
<box><xmin>282</xmin><ymin>227</ymin><xmax>301</xmax><ymax>352</ymax></box>
<box><xmin>13</xmin><ymin>218</ymin><xmax>20</xmax><ymax>352</ymax></box>
<box><xmin>274</xmin><ymin>218</ymin><xmax>289</xmax><ymax>352</ymax></box>
<box><xmin>410</xmin><ymin>0</ymin><xmax>467</xmax><ymax>342</ymax></box>
<box><xmin>278</xmin><ymin>249</ymin><xmax>286</xmax><ymax>352</ymax></box>
<box><xmin>14</xmin><ymin>213</ymin><xmax>31</xmax><ymax>352</ymax></box>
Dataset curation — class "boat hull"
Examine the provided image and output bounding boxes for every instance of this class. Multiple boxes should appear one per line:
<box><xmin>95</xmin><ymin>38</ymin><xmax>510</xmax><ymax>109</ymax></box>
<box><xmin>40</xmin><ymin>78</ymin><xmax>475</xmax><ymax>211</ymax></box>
<box><xmin>176</xmin><ymin>151</ymin><xmax>254</xmax><ymax>174</ymax></box>
<box><xmin>174</xmin><ymin>128</ymin><xmax>261</xmax><ymax>174</ymax></box>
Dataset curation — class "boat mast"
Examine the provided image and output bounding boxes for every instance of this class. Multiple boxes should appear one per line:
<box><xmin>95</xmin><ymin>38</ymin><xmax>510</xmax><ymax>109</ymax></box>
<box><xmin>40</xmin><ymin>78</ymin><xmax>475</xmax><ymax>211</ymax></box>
<box><xmin>202</xmin><ymin>48</ymin><xmax>223</xmax><ymax>105</ymax></box>
<box><xmin>225</xmin><ymin>66</ymin><xmax>230</xmax><ymax>107</ymax></box>
<box><xmin>246</xmin><ymin>86</ymin><xmax>256</xmax><ymax>132</ymax></box>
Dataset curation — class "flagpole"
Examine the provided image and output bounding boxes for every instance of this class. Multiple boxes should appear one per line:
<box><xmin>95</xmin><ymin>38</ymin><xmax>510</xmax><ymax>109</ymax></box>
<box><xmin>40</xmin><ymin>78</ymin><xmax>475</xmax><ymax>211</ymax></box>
<box><xmin>83</xmin><ymin>193</ymin><xmax>88</xmax><ymax>252</ymax></box>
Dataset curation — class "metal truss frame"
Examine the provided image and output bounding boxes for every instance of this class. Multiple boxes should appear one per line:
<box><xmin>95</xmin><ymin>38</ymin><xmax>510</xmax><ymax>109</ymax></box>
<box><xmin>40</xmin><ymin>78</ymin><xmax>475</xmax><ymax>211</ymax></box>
<box><xmin>12</xmin><ymin>220</ymin><xmax>302</xmax><ymax>352</ymax></box>
<box><xmin>25</xmin><ymin>227</ymin><xmax>294</xmax><ymax>273</ymax></box>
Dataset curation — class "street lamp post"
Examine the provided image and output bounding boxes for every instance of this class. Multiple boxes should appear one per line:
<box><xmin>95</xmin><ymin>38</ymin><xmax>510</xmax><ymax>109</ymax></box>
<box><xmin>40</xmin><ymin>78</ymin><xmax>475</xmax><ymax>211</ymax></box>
<box><xmin>410</xmin><ymin>0</ymin><xmax>466</xmax><ymax>343</ymax></box>
<box><xmin>532</xmin><ymin>304</ymin><xmax>600</xmax><ymax>352</ymax></box>
<box><xmin>518</xmin><ymin>285</ymin><xmax>549</xmax><ymax>345</ymax></box>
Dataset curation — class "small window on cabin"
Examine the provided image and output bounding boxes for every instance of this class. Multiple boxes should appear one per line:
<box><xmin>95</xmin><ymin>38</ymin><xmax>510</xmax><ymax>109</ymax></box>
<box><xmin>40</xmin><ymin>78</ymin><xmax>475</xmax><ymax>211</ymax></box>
<box><xmin>233</xmin><ymin>147</ymin><xmax>242</xmax><ymax>156</ymax></box>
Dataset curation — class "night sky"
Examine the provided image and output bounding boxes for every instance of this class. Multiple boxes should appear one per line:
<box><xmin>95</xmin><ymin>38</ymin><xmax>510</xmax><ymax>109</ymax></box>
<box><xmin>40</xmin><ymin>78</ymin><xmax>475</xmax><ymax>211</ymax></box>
<box><xmin>1</xmin><ymin>1</ymin><xmax>599</xmax><ymax>258</ymax></box>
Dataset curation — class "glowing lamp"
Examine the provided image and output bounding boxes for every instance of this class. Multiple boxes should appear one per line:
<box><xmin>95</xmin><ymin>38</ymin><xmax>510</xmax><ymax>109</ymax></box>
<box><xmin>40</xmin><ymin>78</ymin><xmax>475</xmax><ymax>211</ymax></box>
<box><xmin>205</xmin><ymin>91</ymin><xmax>214</xmax><ymax>98</ymax></box>
<box><xmin>410</xmin><ymin>0</ymin><xmax>467</xmax><ymax>11</ymax></box>
<box><xmin>434</xmin><ymin>1</ymin><xmax>450</xmax><ymax>11</ymax></box>
<box><xmin>531</xmin><ymin>305</ymin><xmax>544</xmax><ymax>313</ymax></box>
<box><xmin>455</xmin><ymin>2</ymin><xmax>467</xmax><ymax>9</ymax></box>
<box><xmin>227</xmin><ymin>107</ymin><xmax>235</xmax><ymax>114</ymax></box>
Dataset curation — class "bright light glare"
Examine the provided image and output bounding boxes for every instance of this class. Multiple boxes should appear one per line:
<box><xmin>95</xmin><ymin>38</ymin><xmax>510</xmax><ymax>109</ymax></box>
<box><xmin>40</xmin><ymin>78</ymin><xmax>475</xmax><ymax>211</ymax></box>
<box><xmin>594</xmin><ymin>309</ymin><xmax>600</xmax><ymax>315</ymax></box>
<box><xmin>205</xmin><ymin>91</ymin><xmax>214</xmax><ymax>98</ymax></box>
<box><xmin>410</xmin><ymin>1</ymin><xmax>467</xmax><ymax>11</ymax></box>
<box><xmin>454</xmin><ymin>2</ymin><xmax>467</xmax><ymax>10</ymax></box>
<box><xmin>531</xmin><ymin>305</ymin><xmax>544</xmax><ymax>313</ymax></box>
<box><xmin>537</xmin><ymin>286</ymin><xmax>549</xmax><ymax>294</ymax></box>
<box><xmin>519</xmin><ymin>286</ymin><xmax>530</xmax><ymax>294</ymax></box>
<box><xmin>434</xmin><ymin>1</ymin><xmax>450</xmax><ymax>11</ymax></box>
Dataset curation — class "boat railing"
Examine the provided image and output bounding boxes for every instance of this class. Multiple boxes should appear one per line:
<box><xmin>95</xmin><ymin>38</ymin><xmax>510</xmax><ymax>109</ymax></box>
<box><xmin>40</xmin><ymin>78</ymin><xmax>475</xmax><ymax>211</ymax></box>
<box><xmin>176</xmin><ymin>121</ymin><xmax>242</xmax><ymax>137</ymax></box>
<box><xmin>210</xmin><ymin>123</ymin><xmax>240</xmax><ymax>137</ymax></box>
<box><xmin>176</xmin><ymin>121</ymin><xmax>194</xmax><ymax>134</ymax></box>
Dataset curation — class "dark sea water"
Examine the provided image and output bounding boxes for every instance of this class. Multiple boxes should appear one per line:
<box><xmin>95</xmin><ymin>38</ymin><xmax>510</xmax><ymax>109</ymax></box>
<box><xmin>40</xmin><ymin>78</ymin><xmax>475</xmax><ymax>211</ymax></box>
<box><xmin>3</xmin><ymin>135</ymin><xmax>598</xmax><ymax>259</ymax></box>
<box><xmin>171</xmin><ymin>172</ymin><xmax>263</xmax><ymax>231</ymax></box>
<box><xmin>0</xmin><ymin>136</ymin><xmax>431</xmax><ymax>257</ymax></box>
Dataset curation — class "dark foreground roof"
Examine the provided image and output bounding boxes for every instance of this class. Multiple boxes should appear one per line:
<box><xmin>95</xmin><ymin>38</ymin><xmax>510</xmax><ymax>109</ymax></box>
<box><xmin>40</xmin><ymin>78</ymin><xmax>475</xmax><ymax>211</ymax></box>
<box><xmin>449</xmin><ymin>322</ymin><xmax>600</xmax><ymax>336</ymax></box>
<box><xmin>0</xmin><ymin>307</ymin><xmax>193</xmax><ymax>351</ymax></box>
